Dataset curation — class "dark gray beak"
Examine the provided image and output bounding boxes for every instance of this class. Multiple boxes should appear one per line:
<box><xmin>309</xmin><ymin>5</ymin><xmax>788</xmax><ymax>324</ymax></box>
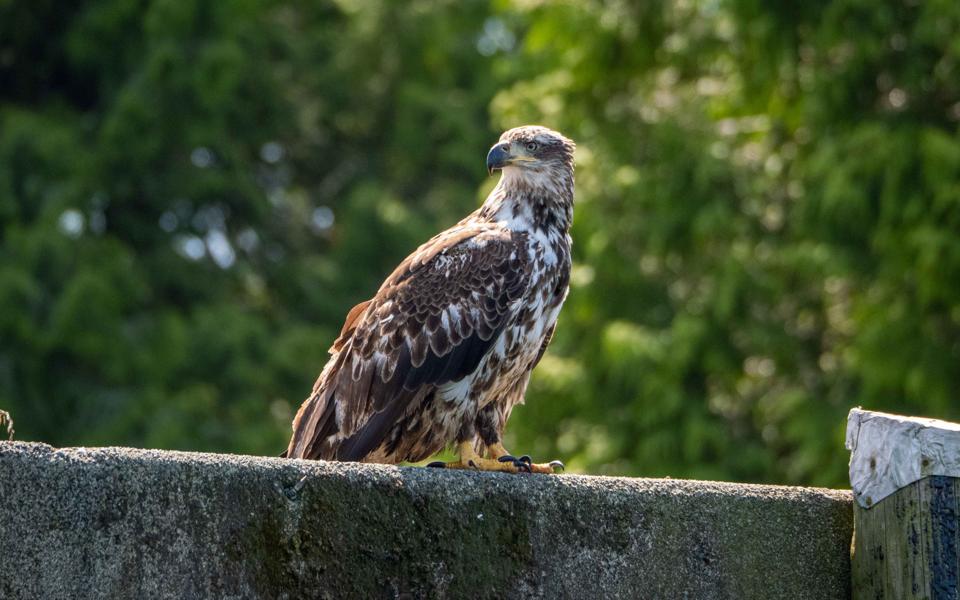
<box><xmin>486</xmin><ymin>142</ymin><xmax>511</xmax><ymax>175</ymax></box>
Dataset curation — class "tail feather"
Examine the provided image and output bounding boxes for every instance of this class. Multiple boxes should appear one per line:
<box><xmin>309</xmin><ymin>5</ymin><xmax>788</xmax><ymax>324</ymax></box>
<box><xmin>285</xmin><ymin>342</ymin><xmax>356</xmax><ymax>460</ymax></box>
<box><xmin>286</xmin><ymin>387</ymin><xmax>339</xmax><ymax>459</ymax></box>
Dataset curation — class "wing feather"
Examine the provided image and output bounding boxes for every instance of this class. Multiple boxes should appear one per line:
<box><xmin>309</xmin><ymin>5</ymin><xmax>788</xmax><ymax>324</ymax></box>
<box><xmin>330</xmin><ymin>300</ymin><xmax>372</xmax><ymax>353</ymax></box>
<box><xmin>286</xmin><ymin>224</ymin><xmax>530</xmax><ymax>461</ymax></box>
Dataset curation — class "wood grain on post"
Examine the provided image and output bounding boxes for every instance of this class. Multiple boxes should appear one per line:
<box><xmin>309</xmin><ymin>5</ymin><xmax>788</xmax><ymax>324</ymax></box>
<box><xmin>847</xmin><ymin>408</ymin><xmax>959</xmax><ymax>599</ymax></box>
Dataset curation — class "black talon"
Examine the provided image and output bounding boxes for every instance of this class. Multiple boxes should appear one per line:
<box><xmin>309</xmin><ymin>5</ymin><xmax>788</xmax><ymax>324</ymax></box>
<box><xmin>518</xmin><ymin>455</ymin><xmax>532</xmax><ymax>464</ymax></box>
<box><xmin>498</xmin><ymin>455</ymin><xmax>517</xmax><ymax>463</ymax></box>
<box><xmin>516</xmin><ymin>461</ymin><xmax>532</xmax><ymax>473</ymax></box>
<box><xmin>427</xmin><ymin>461</ymin><xmax>446</xmax><ymax>468</ymax></box>
<box><xmin>549</xmin><ymin>460</ymin><xmax>565</xmax><ymax>471</ymax></box>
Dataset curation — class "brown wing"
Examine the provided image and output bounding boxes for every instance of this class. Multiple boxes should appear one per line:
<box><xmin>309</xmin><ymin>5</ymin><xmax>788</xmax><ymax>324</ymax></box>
<box><xmin>286</xmin><ymin>223</ymin><xmax>530</xmax><ymax>461</ymax></box>
<box><xmin>329</xmin><ymin>299</ymin><xmax>372</xmax><ymax>353</ymax></box>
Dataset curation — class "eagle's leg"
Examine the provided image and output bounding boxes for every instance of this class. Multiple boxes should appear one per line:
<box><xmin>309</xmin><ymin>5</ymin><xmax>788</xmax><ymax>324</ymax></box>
<box><xmin>478</xmin><ymin>405</ymin><xmax>563</xmax><ymax>473</ymax></box>
<box><xmin>426</xmin><ymin>440</ymin><xmax>525</xmax><ymax>473</ymax></box>
<box><xmin>486</xmin><ymin>441</ymin><xmax>564</xmax><ymax>474</ymax></box>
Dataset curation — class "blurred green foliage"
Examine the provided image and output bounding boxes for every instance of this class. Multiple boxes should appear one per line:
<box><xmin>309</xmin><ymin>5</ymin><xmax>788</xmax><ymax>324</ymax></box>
<box><xmin>1</xmin><ymin>0</ymin><xmax>958</xmax><ymax>487</ymax></box>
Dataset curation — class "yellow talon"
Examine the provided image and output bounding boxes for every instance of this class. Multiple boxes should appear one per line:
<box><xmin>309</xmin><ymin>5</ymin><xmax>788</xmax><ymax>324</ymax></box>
<box><xmin>424</xmin><ymin>441</ymin><xmax>564</xmax><ymax>474</ymax></box>
<box><xmin>486</xmin><ymin>441</ymin><xmax>565</xmax><ymax>473</ymax></box>
<box><xmin>486</xmin><ymin>442</ymin><xmax>511</xmax><ymax>460</ymax></box>
<box><xmin>426</xmin><ymin>441</ymin><xmax>522</xmax><ymax>472</ymax></box>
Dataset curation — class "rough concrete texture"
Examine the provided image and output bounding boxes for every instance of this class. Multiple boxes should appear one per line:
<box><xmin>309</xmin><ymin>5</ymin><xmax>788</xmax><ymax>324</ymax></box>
<box><xmin>0</xmin><ymin>441</ymin><xmax>852</xmax><ymax>599</ymax></box>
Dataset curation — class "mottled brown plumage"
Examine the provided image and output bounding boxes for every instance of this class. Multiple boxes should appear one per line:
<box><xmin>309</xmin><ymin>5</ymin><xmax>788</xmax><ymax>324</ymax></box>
<box><xmin>286</xmin><ymin>126</ymin><xmax>575</xmax><ymax>473</ymax></box>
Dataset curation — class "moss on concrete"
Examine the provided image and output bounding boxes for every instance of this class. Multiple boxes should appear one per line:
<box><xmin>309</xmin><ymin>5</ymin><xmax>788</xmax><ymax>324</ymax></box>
<box><xmin>0</xmin><ymin>442</ymin><xmax>852</xmax><ymax>599</ymax></box>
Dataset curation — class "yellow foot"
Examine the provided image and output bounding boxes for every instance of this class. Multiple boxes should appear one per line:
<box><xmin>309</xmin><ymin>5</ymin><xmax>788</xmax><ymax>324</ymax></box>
<box><xmin>427</xmin><ymin>441</ymin><xmax>564</xmax><ymax>474</ymax></box>
<box><xmin>487</xmin><ymin>441</ymin><xmax>564</xmax><ymax>474</ymax></box>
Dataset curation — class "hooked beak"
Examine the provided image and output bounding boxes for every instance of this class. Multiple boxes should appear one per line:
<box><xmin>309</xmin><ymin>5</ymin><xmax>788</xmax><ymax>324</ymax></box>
<box><xmin>486</xmin><ymin>142</ymin><xmax>512</xmax><ymax>175</ymax></box>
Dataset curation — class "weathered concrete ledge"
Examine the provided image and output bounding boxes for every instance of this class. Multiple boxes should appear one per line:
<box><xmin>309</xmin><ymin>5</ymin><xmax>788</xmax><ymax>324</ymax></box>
<box><xmin>0</xmin><ymin>441</ymin><xmax>852</xmax><ymax>599</ymax></box>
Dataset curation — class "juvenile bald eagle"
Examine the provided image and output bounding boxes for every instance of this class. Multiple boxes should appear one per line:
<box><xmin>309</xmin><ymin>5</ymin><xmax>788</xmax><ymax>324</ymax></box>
<box><xmin>285</xmin><ymin>126</ymin><xmax>575</xmax><ymax>473</ymax></box>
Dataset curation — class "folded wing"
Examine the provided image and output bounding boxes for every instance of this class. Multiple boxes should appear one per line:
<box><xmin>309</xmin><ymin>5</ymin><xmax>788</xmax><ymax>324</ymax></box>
<box><xmin>286</xmin><ymin>225</ymin><xmax>530</xmax><ymax>461</ymax></box>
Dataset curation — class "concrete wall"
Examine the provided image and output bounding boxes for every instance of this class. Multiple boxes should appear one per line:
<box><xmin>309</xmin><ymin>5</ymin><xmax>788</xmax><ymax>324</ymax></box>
<box><xmin>0</xmin><ymin>442</ymin><xmax>852</xmax><ymax>599</ymax></box>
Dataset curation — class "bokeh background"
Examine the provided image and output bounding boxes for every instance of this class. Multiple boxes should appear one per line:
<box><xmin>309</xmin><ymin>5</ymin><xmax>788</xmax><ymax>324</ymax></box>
<box><xmin>2</xmin><ymin>0</ymin><xmax>959</xmax><ymax>488</ymax></box>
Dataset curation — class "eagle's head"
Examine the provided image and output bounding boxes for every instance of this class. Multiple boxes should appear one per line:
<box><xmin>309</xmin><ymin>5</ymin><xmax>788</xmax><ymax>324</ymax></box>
<box><xmin>479</xmin><ymin>125</ymin><xmax>576</xmax><ymax>229</ymax></box>
<box><xmin>486</xmin><ymin>126</ymin><xmax>575</xmax><ymax>178</ymax></box>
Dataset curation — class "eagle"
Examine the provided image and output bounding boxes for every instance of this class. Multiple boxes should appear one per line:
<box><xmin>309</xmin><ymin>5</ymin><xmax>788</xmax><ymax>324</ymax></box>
<box><xmin>284</xmin><ymin>126</ymin><xmax>575</xmax><ymax>474</ymax></box>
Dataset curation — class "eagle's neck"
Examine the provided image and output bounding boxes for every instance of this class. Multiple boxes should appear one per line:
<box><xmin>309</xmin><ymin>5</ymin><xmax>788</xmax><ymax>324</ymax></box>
<box><xmin>477</xmin><ymin>165</ymin><xmax>574</xmax><ymax>234</ymax></box>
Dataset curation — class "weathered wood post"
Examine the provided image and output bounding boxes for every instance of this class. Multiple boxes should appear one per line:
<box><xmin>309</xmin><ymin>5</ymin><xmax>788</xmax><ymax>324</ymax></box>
<box><xmin>847</xmin><ymin>408</ymin><xmax>959</xmax><ymax>599</ymax></box>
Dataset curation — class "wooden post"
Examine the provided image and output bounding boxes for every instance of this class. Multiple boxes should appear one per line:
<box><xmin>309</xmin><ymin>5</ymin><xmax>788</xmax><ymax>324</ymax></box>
<box><xmin>847</xmin><ymin>408</ymin><xmax>960</xmax><ymax>599</ymax></box>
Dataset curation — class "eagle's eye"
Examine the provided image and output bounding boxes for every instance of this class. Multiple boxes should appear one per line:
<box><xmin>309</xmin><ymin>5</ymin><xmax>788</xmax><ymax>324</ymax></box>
<box><xmin>525</xmin><ymin>141</ymin><xmax>538</xmax><ymax>152</ymax></box>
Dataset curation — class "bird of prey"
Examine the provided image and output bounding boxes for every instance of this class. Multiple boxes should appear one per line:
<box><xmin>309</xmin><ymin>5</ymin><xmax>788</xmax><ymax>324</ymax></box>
<box><xmin>285</xmin><ymin>125</ymin><xmax>575</xmax><ymax>473</ymax></box>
